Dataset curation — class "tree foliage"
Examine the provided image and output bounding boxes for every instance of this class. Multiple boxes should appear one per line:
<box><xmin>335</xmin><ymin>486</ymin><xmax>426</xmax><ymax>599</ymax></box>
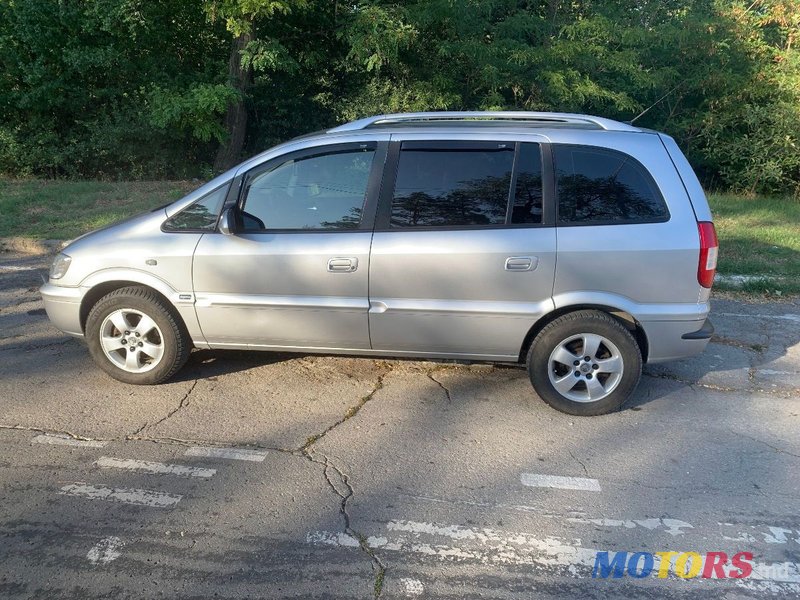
<box><xmin>0</xmin><ymin>0</ymin><xmax>797</xmax><ymax>194</ymax></box>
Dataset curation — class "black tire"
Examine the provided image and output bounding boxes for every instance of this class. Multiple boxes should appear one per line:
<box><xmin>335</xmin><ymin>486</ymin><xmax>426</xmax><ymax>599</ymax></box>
<box><xmin>527</xmin><ymin>310</ymin><xmax>642</xmax><ymax>416</ymax></box>
<box><xmin>85</xmin><ymin>286</ymin><xmax>191</xmax><ymax>385</ymax></box>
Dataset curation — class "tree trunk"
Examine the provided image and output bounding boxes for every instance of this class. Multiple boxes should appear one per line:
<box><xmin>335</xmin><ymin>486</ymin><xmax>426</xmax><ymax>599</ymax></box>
<box><xmin>214</xmin><ymin>31</ymin><xmax>253</xmax><ymax>173</ymax></box>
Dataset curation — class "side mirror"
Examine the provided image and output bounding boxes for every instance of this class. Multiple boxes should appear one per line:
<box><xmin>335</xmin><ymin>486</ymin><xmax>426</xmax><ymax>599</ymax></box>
<box><xmin>218</xmin><ymin>207</ymin><xmax>236</xmax><ymax>235</ymax></box>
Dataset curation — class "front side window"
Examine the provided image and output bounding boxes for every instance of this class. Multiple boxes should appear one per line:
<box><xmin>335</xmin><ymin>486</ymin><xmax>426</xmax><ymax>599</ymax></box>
<box><xmin>241</xmin><ymin>145</ymin><xmax>375</xmax><ymax>231</ymax></box>
<box><xmin>554</xmin><ymin>145</ymin><xmax>669</xmax><ymax>224</ymax></box>
<box><xmin>390</xmin><ymin>142</ymin><xmax>514</xmax><ymax>228</ymax></box>
<box><xmin>163</xmin><ymin>184</ymin><xmax>228</xmax><ymax>231</ymax></box>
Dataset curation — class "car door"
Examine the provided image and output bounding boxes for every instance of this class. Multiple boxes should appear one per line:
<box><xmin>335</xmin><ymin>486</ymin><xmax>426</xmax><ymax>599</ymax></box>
<box><xmin>192</xmin><ymin>140</ymin><xmax>387</xmax><ymax>350</ymax></box>
<box><xmin>368</xmin><ymin>135</ymin><xmax>557</xmax><ymax>359</ymax></box>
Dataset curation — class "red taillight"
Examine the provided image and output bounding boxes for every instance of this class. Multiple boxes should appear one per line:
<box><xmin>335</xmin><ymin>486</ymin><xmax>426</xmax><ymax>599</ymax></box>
<box><xmin>697</xmin><ymin>221</ymin><xmax>718</xmax><ymax>288</ymax></box>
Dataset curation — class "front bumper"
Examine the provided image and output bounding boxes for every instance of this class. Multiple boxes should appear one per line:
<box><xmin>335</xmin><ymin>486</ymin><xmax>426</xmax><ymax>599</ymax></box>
<box><xmin>40</xmin><ymin>282</ymin><xmax>84</xmax><ymax>337</ymax></box>
<box><xmin>642</xmin><ymin>317</ymin><xmax>714</xmax><ymax>363</ymax></box>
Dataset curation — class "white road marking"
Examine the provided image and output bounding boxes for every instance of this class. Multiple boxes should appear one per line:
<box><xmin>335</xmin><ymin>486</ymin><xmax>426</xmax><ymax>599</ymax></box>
<box><xmin>765</xmin><ymin>527</ymin><xmax>795</xmax><ymax>545</ymax></box>
<box><xmin>400</xmin><ymin>578</ymin><xmax>424</xmax><ymax>596</ymax></box>
<box><xmin>308</xmin><ymin>520</ymin><xmax>800</xmax><ymax>592</ymax></box>
<box><xmin>566</xmin><ymin>517</ymin><xmax>693</xmax><ymax>536</ymax></box>
<box><xmin>184</xmin><ymin>446</ymin><xmax>267</xmax><ymax>462</ymax></box>
<box><xmin>96</xmin><ymin>456</ymin><xmax>216</xmax><ymax>478</ymax></box>
<box><xmin>720</xmin><ymin>522</ymin><xmax>799</xmax><ymax>546</ymax></box>
<box><xmin>716</xmin><ymin>312</ymin><xmax>800</xmax><ymax>324</ymax></box>
<box><xmin>0</xmin><ymin>265</ymin><xmax>35</xmax><ymax>273</ymax></box>
<box><xmin>308</xmin><ymin>523</ymin><xmax>599</xmax><ymax>566</ymax></box>
<box><xmin>402</xmin><ymin>493</ymin><xmax>694</xmax><ymax>536</ymax></box>
<box><xmin>520</xmin><ymin>473</ymin><xmax>601</xmax><ymax>492</ymax></box>
<box><xmin>87</xmin><ymin>536</ymin><xmax>123</xmax><ymax>565</ymax></box>
<box><xmin>32</xmin><ymin>433</ymin><xmax>108</xmax><ymax>448</ymax></box>
<box><xmin>59</xmin><ymin>483</ymin><xmax>182</xmax><ymax>508</ymax></box>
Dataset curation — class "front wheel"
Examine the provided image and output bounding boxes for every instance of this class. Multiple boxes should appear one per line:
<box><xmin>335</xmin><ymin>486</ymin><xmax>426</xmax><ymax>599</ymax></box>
<box><xmin>85</xmin><ymin>286</ymin><xmax>191</xmax><ymax>384</ymax></box>
<box><xmin>527</xmin><ymin>310</ymin><xmax>642</xmax><ymax>416</ymax></box>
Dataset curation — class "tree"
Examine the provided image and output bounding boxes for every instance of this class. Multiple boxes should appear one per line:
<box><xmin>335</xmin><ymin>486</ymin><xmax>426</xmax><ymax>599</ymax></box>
<box><xmin>203</xmin><ymin>1</ymin><xmax>307</xmax><ymax>171</ymax></box>
<box><xmin>0</xmin><ymin>0</ymin><xmax>798</xmax><ymax>193</ymax></box>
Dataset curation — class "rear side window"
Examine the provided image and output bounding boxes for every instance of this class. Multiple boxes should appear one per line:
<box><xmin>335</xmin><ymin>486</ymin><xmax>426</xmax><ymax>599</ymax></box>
<box><xmin>554</xmin><ymin>145</ymin><xmax>668</xmax><ymax>224</ymax></box>
<box><xmin>390</xmin><ymin>142</ymin><xmax>514</xmax><ymax>228</ymax></box>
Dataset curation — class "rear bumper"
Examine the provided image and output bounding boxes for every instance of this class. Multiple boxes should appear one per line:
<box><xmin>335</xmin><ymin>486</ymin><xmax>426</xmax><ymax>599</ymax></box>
<box><xmin>641</xmin><ymin>317</ymin><xmax>713</xmax><ymax>363</ymax></box>
<box><xmin>40</xmin><ymin>282</ymin><xmax>84</xmax><ymax>337</ymax></box>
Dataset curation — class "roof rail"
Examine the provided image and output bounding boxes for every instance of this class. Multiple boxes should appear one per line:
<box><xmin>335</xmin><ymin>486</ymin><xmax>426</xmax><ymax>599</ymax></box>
<box><xmin>329</xmin><ymin>111</ymin><xmax>639</xmax><ymax>133</ymax></box>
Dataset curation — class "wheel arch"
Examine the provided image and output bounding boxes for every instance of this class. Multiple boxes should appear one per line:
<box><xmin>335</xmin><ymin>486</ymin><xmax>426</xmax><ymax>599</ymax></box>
<box><xmin>77</xmin><ymin>270</ymin><xmax>203</xmax><ymax>345</ymax></box>
<box><xmin>519</xmin><ymin>304</ymin><xmax>649</xmax><ymax>363</ymax></box>
<box><xmin>80</xmin><ymin>281</ymin><xmax>176</xmax><ymax>333</ymax></box>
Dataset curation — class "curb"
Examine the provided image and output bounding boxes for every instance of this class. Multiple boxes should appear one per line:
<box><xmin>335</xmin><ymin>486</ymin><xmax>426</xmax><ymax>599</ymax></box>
<box><xmin>0</xmin><ymin>237</ymin><xmax>67</xmax><ymax>256</ymax></box>
<box><xmin>715</xmin><ymin>274</ymin><xmax>787</xmax><ymax>287</ymax></box>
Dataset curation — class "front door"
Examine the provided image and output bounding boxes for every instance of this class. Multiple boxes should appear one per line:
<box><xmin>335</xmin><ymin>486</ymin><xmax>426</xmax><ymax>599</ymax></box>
<box><xmin>192</xmin><ymin>141</ymin><xmax>385</xmax><ymax>350</ymax></box>
<box><xmin>368</xmin><ymin>137</ymin><xmax>557</xmax><ymax>359</ymax></box>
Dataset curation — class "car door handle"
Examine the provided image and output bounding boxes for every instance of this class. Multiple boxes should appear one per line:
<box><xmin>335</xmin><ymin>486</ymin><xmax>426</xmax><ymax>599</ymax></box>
<box><xmin>327</xmin><ymin>257</ymin><xmax>358</xmax><ymax>273</ymax></box>
<box><xmin>505</xmin><ymin>256</ymin><xmax>538</xmax><ymax>271</ymax></box>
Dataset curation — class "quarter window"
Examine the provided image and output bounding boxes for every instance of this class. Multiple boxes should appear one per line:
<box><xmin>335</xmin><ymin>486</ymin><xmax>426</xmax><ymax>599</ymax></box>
<box><xmin>554</xmin><ymin>145</ymin><xmax>668</xmax><ymax>224</ymax></box>
<box><xmin>241</xmin><ymin>145</ymin><xmax>375</xmax><ymax>230</ymax></box>
<box><xmin>390</xmin><ymin>142</ymin><xmax>514</xmax><ymax>228</ymax></box>
<box><xmin>162</xmin><ymin>184</ymin><xmax>228</xmax><ymax>231</ymax></box>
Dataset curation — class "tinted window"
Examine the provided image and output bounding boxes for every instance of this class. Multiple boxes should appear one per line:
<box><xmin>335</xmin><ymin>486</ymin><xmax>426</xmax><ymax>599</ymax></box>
<box><xmin>241</xmin><ymin>146</ymin><xmax>374</xmax><ymax>230</ymax></box>
<box><xmin>511</xmin><ymin>143</ymin><xmax>543</xmax><ymax>224</ymax></box>
<box><xmin>163</xmin><ymin>184</ymin><xmax>228</xmax><ymax>231</ymax></box>
<box><xmin>390</xmin><ymin>143</ymin><xmax>513</xmax><ymax>228</ymax></box>
<box><xmin>554</xmin><ymin>145</ymin><xmax>668</xmax><ymax>224</ymax></box>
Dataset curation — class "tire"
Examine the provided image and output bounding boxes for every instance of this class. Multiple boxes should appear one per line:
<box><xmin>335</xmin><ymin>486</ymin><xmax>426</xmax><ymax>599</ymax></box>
<box><xmin>527</xmin><ymin>310</ymin><xmax>642</xmax><ymax>416</ymax></box>
<box><xmin>85</xmin><ymin>286</ymin><xmax>191</xmax><ymax>385</ymax></box>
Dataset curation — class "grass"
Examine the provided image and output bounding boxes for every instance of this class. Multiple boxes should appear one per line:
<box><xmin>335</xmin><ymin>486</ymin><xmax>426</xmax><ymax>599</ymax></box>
<box><xmin>0</xmin><ymin>179</ymin><xmax>197</xmax><ymax>240</ymax></box>
<box><xmin>708</xmin><ymin>193</ymin><xmax>800</xmax><ymax>295</ymax></box>
<box><xmin>0</xmin><ymin>180</ymin><xmax>797</xmax><ymax>296</ymax></box>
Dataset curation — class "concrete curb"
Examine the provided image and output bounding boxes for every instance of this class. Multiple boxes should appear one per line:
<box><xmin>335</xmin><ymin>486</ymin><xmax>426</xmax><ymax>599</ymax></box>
<box><xmin>0</xmin><ymin>238</ymin><xmax>67</xmax><ymax>256</ymax></box>
<box><xmin>715</xmin><ymin>274</ymin><xmax>787</xmax><ymax>288</ymax></box>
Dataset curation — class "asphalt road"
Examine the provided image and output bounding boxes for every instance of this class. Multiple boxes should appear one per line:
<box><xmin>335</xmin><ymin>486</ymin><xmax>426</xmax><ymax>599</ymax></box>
<box><xmin>1</xmin><ymin>252</ymin><xmax>799</xmax><ymax>599</ymax></box>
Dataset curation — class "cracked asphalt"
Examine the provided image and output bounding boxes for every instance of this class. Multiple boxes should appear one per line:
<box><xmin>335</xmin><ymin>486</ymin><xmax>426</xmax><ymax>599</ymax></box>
<box><xmin>1</xmin><ymin>252</ymin><xmax>799</xmax><ymax>599</ymax></box>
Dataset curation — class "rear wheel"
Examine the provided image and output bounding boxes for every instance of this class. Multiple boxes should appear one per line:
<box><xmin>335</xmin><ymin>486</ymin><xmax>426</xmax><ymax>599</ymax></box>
<box><xmin>85</xmin><ymin>286</ymin><xmax>190</xmax><ymax>384</ymax></box>
<box><xmin>527</xmin><ymin>310</ymin><xmax>642</xmax><ymax>416</ymax></box>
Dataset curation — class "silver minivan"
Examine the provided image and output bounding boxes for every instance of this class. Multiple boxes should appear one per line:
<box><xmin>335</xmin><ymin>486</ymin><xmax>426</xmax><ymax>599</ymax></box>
<box><xmin>40</xmin><ymin>112</ymin><xmax>718</xmax><ymax>415</ymax></box>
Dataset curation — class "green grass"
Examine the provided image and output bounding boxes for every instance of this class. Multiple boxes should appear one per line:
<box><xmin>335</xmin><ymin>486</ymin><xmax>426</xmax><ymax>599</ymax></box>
<box><xmin>708</xmin><ymin>193</ymin><xmax>800</xmax><ymax>294</ymax></box>
<box><xmin>0</xmin><ymin>179</ymin><xmax>197</xmax><ymax>240</ymax></box>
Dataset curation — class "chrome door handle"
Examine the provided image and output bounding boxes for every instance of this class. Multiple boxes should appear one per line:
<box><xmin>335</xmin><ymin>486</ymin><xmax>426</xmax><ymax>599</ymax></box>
<box><xmin>327</xmin><ymin>257</ymin><xmax>358</xmax><ymax>273</ymax></box>
<box><xmin>505</xmin><ymin>256</ymin><xmax>538</xmax><ymax>271</ymax></box>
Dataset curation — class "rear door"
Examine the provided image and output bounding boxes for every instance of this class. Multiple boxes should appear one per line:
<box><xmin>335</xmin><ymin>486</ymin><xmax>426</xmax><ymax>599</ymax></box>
<box><xmin>368</xmin><ymin>134</ymin><xmax>557</xmax><ymax>360</ymax></box>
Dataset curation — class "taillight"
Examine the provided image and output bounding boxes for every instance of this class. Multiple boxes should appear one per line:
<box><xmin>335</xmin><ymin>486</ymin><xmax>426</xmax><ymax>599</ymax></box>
<box><xmin>697</xmin><ymin>221</ymin><xmax>718</xmax><ymax>288</ymax></box>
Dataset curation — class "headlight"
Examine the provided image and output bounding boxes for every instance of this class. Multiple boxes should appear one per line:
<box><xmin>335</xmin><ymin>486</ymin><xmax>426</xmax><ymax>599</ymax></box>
<box><xmin>49</xmin><ymin>253</ymin><xmax>72</xmax><ymax>280</ymax></box>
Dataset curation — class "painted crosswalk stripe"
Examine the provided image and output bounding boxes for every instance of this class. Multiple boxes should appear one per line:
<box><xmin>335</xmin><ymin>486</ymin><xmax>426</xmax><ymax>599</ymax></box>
<box><xmin>87</xmin><ymin>536</ymin><xmax>124</xmax><ymax>565</ymax></box>
<box><xmin>520</xmin><ymin>473</ymin><xmax>601</xmax><ymax>492</ymax></box>
<box><xmin>184</xmin><ymin>446</ymin><xmax>267</xmax><ymax>462</ymax></box>
<box><xmin>96</xmin><ymin>457</ymin><xmax>216</xmax><ymax>478</ymax></box>
<box><xmin>32</xmin><ymin>433</ymin><xmax>108</xmax><ymax>448</ymax></box>
<box><xmin>402</xmin><ymin>493</ymin><xmax>693</xmax><ymax>535</ymax></box>
<box><xmin>59</xmin><ymin>483</ymin><xmax>182</xmax><ymax>508</ymax></box>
